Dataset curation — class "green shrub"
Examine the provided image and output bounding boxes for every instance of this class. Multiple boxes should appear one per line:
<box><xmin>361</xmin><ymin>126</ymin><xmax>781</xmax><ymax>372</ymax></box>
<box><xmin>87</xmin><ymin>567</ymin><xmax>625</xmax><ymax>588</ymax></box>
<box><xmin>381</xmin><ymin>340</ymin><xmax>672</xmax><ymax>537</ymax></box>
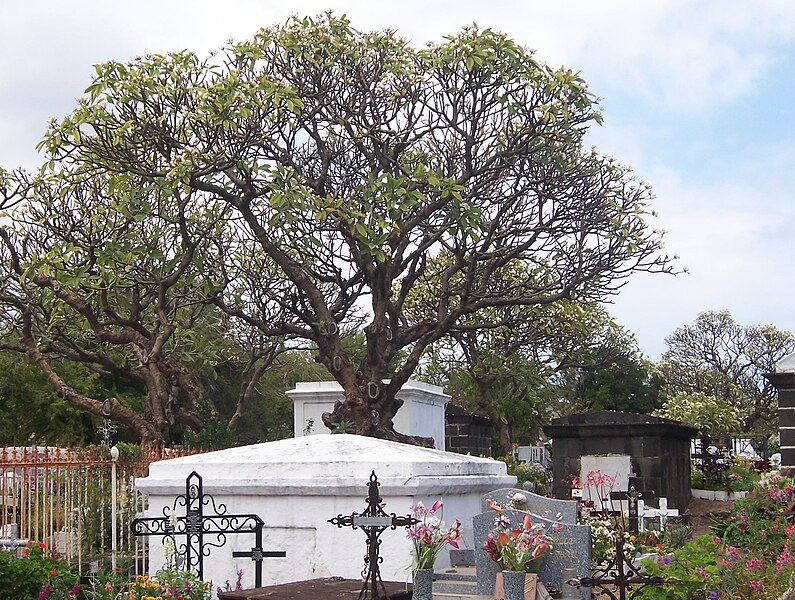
<box><xmin>0</xmin><ymin>543</ymin><xmax>80</xmax><ymax>600</ymax></box>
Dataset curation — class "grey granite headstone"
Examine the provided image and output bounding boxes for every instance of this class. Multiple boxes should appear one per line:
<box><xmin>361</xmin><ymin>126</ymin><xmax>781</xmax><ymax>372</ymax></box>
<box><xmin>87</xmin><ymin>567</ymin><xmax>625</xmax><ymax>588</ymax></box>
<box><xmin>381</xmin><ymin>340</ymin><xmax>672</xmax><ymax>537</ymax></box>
<box><xmin>473</xmin><ymin>509</ymin><xmax>590</xmax><ymax>600</ymax></box>
<box><xmin>481</xmin><ymin>488</ymin><xmax>578</xmax><ymax>524</ymax></box>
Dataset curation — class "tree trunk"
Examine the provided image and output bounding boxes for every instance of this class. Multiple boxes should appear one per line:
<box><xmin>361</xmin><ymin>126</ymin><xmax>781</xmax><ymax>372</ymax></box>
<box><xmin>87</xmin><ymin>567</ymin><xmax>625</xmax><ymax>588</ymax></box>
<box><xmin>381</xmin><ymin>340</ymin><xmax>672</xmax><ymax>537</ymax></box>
<box><xmin>321</xmin><ymin>386</ymin><xmax>434</xmax><ymax>448</ymax></box>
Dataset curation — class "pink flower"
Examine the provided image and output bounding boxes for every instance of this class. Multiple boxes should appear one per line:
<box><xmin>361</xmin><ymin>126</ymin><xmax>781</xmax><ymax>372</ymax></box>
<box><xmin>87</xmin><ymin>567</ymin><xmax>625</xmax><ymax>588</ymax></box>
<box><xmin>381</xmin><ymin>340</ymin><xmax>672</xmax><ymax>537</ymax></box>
<box><xmin>696</xmin><ymin>567</ymin><xmax>707</xmax><ymax>580</ymax></box>
<box><xmin>726</xmin><ymin>546</ymin><xmax>741</xmax><ymax>561</ymax></box>
<box><xmin>746</xmin><ymin>557</ymin><xmax>764</xmax><ymax>571</ymax></box>
<box><xmin>712</xmin><ymin>535</ymin><xmax>721</xmax><ymax>545</ymax></box>
<box><xmin>777</xmin><ymin>540</ymin><xmax>795</xmax><ymax>569</ymax></box>
<box><xmin>750</xmin><ymin>580</ymin><xmax>762</xmax><ymax>591</ymax></box>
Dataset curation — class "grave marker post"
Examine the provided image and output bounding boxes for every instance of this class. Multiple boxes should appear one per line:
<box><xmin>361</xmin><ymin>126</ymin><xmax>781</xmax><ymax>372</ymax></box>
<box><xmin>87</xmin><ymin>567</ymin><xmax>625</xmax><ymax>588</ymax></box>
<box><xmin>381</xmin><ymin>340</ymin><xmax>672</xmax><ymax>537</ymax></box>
<box><xmin>610</xmin><ymin>483</ymin><xmax>655</xmax><ymax>534</ymax></box>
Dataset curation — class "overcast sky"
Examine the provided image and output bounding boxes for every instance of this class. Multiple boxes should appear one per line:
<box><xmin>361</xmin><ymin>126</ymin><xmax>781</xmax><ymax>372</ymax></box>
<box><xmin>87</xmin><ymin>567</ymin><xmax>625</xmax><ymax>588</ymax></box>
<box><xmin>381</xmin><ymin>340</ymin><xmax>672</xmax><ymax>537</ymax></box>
<box><xmin>2</xmin><ymin>1</ymin><xmax>794</xmax><ymax>360</ymax></box>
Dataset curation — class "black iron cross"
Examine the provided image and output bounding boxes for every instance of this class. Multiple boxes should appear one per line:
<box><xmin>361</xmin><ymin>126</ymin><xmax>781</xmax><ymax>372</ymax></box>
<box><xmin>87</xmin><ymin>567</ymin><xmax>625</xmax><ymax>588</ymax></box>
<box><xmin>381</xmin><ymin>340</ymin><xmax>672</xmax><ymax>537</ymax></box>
<box><xmin>232</xmin><ymin>543</ymin><xmax>287</xmax><ymax>588</ymax></box>
<box><xmin>575</xmin><ymin>528</ymin><xmax>665</xmax><ymax>600</ymax></box>
<box><xmin>328</xmin><ymin>471</ymin><xmax>419</xmax><ymax>600</ymax></box>
<box><xmin>132</xmin><ymin>471</ymin><xmax>284</xmax><ymax>583</ymax></box>
<box><xmin>610</xmin><ymin>482</ymin><xmax>655</xmax><ymax>534</ymax></box>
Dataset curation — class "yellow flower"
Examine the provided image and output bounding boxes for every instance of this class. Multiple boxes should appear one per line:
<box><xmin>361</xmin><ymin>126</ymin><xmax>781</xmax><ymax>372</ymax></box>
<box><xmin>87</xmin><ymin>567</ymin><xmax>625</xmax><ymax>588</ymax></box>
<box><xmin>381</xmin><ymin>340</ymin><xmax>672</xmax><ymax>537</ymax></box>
<box><xmin>629</xmin><ymin>535</ymin><xmax>636</xmax><ymax>542</ymax></box>
<box><xmin>781</xmin><ymin>508</ymin><xmax>786</xmax><ymax>513</ymax></box>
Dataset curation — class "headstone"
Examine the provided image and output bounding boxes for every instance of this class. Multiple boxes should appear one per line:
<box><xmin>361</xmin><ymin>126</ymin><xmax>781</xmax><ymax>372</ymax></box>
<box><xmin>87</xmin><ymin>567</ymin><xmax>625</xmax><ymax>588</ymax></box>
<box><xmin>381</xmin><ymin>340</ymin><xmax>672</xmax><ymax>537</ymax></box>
<box><xmin>480</xmin><ymin>488</ymin><xmax>578</xmax><ymax>524</ymax></box>
<box><xmin>580</xmin><ymin>454</ymin><xmax>631</xmax><ymax>511</ymax></box>
<box><xmin>473</xmin><ymin>508</ymin><xmax>591</xmax><ymax>600</ymax></box>
<box><xmin>287</xmin><ymin>380</ymin><xmax>449</xmax><ymax>450</ymax></box>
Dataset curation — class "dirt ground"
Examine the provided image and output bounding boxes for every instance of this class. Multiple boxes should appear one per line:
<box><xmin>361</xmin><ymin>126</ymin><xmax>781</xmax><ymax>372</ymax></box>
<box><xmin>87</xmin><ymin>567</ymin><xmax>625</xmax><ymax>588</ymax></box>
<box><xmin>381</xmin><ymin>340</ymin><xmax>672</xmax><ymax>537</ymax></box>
<box><xmin>683</xmin><ymin>497</ymin><xmax>734</xmax><ymax>536</ymax></box>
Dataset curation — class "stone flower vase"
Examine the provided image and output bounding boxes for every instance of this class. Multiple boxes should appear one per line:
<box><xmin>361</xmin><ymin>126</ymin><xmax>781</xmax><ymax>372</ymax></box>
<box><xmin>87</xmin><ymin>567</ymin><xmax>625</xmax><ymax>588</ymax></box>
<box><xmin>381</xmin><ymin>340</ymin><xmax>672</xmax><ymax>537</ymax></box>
<box><xmin>502</xmin><ymin>570</ymin><xmax>526</xmax><ymax>600</ymax></box>
<box><xmin>412</xmin><ymin>568</ymin><xmax>434</xmax><ymax>600</ymax></box>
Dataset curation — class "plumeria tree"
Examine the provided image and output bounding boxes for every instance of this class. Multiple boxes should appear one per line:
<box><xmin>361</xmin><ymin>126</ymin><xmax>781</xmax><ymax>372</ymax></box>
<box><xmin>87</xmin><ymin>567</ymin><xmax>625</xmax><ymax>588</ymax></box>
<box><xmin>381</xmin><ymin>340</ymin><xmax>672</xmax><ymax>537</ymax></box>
<box><xmin>659</xmin><ymin>311</ymin><xmax>795</xmax><ymax>434</ymax></box>
<box><xmin>654</xmin><ymin>392</ymin><xmax>741</xmax><ymax>436</ymax></box>
<box><xmin>5</xmin><ymin>13</ymin><xmax>672</xmax><ymax>446</ymax></box>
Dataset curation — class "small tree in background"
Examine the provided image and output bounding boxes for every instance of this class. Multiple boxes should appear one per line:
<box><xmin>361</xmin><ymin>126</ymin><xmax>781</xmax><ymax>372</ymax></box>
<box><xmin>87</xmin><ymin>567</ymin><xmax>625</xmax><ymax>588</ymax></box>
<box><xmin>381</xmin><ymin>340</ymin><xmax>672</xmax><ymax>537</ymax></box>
<box><xmin>659</xmin><ymin>311</ymin><xmax>795</xmax><ymax>435</ymax></box>
<box><xmin>655</xmin><ymin>391</ymin><xmax>741</xmax><ymax>436</ymax></box>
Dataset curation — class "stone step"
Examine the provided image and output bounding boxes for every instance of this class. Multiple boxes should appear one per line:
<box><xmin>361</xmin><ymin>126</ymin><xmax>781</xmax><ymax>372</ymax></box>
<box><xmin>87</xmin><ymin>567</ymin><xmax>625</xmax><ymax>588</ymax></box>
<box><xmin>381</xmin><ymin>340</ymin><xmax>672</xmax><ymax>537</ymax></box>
<box><xmin>432</xmin><ymin>565</ymin><xmax>479</xmax><ymax>595</ymax></box>
<box><xmin>434</xmin><ymin>566</ymin><xmax>478</xmax><ymax>582</ymax></box>
<box><xmin>432</xmin><ymin>581</ymin><xmax>479</xmax><ymax>595</ymax></box>
<box><xmin>432</xmin><ymin>593</ymin><xmax>491</xmax><ymax>600</ymax></box>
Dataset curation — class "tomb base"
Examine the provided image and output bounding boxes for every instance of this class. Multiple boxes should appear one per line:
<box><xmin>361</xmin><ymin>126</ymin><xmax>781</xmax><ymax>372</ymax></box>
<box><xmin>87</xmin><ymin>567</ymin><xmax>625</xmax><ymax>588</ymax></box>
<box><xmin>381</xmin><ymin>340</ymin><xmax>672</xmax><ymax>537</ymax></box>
<box><xmin>217</xmin><ymin>578</ymin><xmax>412</xmax><ymax>599</ymax></box>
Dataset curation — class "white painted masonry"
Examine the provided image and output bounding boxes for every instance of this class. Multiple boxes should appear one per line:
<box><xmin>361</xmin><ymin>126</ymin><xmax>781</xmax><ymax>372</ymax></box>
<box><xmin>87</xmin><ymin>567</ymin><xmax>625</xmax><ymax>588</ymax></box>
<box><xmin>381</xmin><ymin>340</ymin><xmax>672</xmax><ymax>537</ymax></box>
<box><xmin>287</xmin><ymin>380</ymin><xmax>450</xmax><ymax>451</ymax></box>
<box><xmin>136</xmin><ymin>435</ymin><xmax>514</xmax><ymax>589</ymax></box>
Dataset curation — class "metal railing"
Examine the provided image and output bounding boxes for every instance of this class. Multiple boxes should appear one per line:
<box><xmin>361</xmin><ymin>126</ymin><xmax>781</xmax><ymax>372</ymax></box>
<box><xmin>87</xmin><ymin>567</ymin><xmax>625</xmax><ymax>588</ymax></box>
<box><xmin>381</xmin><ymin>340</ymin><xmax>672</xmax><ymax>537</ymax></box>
<box><xmin>0</xmin><ymin>445</ymin><xmax>197</xmax><ymax>574</ymax></box>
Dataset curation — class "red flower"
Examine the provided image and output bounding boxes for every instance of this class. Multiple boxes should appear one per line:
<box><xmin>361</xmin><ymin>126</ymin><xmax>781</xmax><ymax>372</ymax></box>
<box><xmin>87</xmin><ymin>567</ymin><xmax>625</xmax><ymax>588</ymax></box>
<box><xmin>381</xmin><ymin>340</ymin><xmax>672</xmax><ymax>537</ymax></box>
<box><xmin>49</xmin><ymin>569</ymin><xmax>57</xmax><ymax>576</ymax></box>
<box><xmin>484</xmin><ymin>536</ymin><xmax>501</xmax><ymax>562</ymax></box>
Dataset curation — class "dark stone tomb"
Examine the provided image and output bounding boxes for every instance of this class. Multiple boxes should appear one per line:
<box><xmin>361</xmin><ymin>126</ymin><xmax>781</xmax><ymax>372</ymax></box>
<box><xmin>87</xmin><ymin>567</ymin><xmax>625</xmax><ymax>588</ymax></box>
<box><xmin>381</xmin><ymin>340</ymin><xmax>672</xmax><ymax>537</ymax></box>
<box><xmin>543</xmin><ymin>411</ymin><xmax>698</xmax><ymax>510</ymax></box>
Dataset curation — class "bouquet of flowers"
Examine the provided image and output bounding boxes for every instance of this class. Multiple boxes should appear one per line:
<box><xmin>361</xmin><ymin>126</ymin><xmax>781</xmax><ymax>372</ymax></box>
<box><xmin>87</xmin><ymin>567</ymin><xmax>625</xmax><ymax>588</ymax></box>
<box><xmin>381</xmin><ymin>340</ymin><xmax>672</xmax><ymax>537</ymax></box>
<box><xmin>483</xmin><ymin>498</ymin><xmax>562</xmax><ymax>572</ymax></box>
<box><xmin>407</xmin><ymin>499</ymin><xmax>462</xmax><ymax>572</ymax></box>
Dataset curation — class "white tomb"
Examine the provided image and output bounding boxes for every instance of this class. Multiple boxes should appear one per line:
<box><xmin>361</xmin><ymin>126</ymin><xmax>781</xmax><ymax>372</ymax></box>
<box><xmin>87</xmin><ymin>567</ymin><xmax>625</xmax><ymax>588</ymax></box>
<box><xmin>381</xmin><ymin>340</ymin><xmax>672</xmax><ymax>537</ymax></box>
<box><xmin>136</xmin><ymin>434</ymin><xmax>513</xmax><ymax>589</ymax></box>
<box><xmin>287</xmin><ymin>380</ymin><xmax>449</xmax><ymax>450</ymax></box>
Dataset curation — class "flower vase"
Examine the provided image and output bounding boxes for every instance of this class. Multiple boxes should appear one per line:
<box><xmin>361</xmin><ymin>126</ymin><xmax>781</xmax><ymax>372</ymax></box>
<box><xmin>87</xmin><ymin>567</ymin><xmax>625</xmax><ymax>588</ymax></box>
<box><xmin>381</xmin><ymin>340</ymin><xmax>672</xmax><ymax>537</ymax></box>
<box><xmin>412</xmin><ymin>568</ymin><xmax>434</xmax><ymax>600</ymax></box>
<box><xmin>526</xmin><ymin>556</ymin><xmax>543</xmax><ymax>573</ymax></box>
<box><xmin>502</xmin><ymin>570</ymin><xmax>526</xmax><ymax>600</ymax></box>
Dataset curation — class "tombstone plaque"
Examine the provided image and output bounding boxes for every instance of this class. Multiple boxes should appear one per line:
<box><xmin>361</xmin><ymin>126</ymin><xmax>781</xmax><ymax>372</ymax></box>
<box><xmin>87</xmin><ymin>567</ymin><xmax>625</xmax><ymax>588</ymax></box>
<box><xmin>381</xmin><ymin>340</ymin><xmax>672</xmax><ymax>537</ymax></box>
<box><xmin>473</xmin><ymin>508</ymin><xmax>591</xmax><ymax>600</ymax></box>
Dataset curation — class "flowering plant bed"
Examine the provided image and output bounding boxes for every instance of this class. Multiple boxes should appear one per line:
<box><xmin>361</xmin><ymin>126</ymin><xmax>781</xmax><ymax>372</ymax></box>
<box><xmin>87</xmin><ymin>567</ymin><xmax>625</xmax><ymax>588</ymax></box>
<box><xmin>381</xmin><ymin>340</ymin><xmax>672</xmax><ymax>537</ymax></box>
<box><xmin>636</xmin><ymin>471</ymin><xmax>795</xmax><ymax>598</ymax></box>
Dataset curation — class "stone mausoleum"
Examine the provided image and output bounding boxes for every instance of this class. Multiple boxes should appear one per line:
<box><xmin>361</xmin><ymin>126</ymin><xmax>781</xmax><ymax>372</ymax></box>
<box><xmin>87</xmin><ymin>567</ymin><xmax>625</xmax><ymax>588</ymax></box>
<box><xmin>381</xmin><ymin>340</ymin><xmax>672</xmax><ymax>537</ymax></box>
<box><xmin>543</xmin><ymin>411</ymin><xmax>698</xmax><ymax>509</ymax></box>
<box><xmin>767</xmin><ymin>353</ymin><xmax>795</xmax><ymax>475</ymax></box>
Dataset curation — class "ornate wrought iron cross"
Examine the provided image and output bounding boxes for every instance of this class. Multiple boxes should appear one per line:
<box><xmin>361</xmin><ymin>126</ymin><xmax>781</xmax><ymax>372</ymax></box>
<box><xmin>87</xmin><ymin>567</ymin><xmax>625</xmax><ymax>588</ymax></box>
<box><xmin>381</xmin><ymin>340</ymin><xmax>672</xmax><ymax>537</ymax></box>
<box><xmin>97</xmin><ymin>419</ymin><xmax>117</xmax><ymax>446</ymax></box>
<box><xmin>328</xmin><ymin>471</ymin><xmax>419</xmax><ymax>600</ymax></box>
<box><xmin>131</xmin><ymin>471</ymin><xmax>284</xmax><ymax>584</ymax></box>
<box><xmin>573</xmin><ymin>525</ymin><xmax>665</xmax><ymax>600</ymax></box>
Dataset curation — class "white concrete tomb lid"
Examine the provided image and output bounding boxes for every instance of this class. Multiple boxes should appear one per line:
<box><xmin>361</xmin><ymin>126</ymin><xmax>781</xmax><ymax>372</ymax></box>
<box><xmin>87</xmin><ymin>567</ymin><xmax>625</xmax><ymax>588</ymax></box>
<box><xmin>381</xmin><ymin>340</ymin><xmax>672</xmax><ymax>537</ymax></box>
<box><xmin>136</xmin><ymin>434</ymin><xmax>513</xmax><ymax>496</ymax></box>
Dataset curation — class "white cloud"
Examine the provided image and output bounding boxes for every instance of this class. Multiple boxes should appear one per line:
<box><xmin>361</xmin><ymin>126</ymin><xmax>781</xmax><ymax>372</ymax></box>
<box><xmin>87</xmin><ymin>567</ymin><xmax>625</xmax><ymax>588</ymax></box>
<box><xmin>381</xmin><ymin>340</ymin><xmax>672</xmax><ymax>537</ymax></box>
<box><xmin>3</xmin><ymin>0</ymin><xmax>795</xmax><ymax>361</ymax></box>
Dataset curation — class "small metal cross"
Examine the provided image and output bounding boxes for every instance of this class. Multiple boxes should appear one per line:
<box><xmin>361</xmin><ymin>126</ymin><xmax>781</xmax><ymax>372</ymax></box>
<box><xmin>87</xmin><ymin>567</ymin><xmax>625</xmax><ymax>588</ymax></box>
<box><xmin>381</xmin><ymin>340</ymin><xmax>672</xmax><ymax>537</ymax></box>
<box><xmin>232</xmin><ymin>544</ymin><xmax>287</xmax><ymax>588</ymax></box>
<box><xmin>97</xmin><ymin>419</ymin><xmax>117</xmax><ymax>446</ymax></box>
